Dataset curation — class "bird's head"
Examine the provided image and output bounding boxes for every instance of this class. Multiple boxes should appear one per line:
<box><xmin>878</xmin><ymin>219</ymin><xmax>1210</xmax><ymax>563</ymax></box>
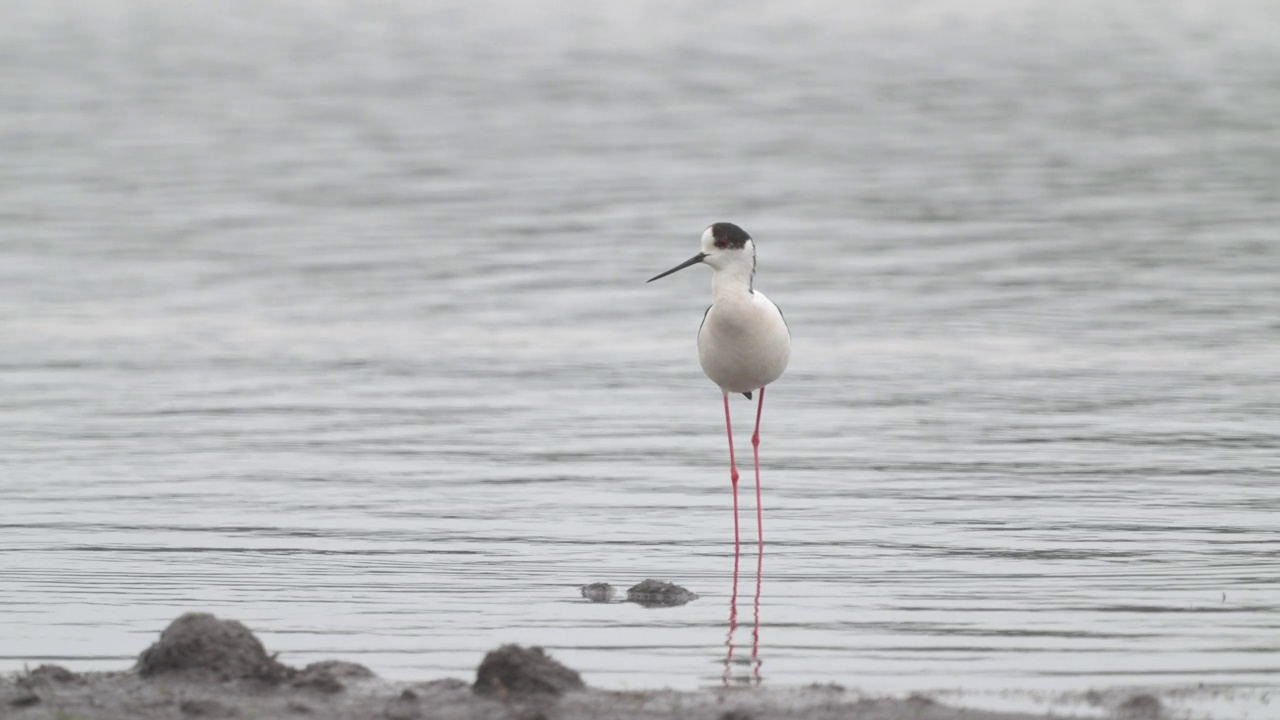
<box><xmin>647</xmin><ymin>222</ymin><xmax>756</xmax><ymax>283</ymax></box>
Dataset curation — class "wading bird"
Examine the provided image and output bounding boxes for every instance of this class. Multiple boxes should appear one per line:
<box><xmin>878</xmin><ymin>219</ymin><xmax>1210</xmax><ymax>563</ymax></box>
<box><xmin>647</xmin><ymin>222</ymin><xmax>790</xmax><ymax>557</ymax></box>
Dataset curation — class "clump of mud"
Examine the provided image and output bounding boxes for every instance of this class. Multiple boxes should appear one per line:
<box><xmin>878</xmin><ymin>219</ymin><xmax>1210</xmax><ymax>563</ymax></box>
<box><xmin>136</xmin><ymin>612</ymin><xmax>293</xmax><ymax>682</ymax></box>
<box><xmin>292</xmin><ymin>660</ymin><xmax>375</xmax><ymax>693</ymax></box>
<box><xmin>19</xmin><ymin>665</ymin><xmax>81</xmax><ymax>688</ymax></box>
<box><xmin>10</xmin><ymin>664</ymin><xmax>82</xmax><ymax>707</ymax></box>
<box><xmin>176</xmin><ymin>697</ymin><xmax>236</xmax><ymax>717</ymax></box>
<box><xmin>579</xmin><ymin>583</ymin><xmax>616</xmax><ymax>602</ymax></box>
<box><xmin>626</xmin><ymin>579</ymin><xmax>698</xmax><ymax>607</ymax></box>
<box><xmin>473</xmin><ymin>644</ymin><xmax>585</xmax><ymax>697</ymax></box>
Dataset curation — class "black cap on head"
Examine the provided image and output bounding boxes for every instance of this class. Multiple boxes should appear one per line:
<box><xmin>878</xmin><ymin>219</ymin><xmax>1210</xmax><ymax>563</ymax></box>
<box><xmin>710</xmin><ymin>222</ymin><xmax>751</xmax><ymax>250</ymax></box>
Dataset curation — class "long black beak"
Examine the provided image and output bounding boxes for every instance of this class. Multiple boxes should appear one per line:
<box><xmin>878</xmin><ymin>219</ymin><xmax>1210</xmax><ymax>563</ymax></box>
<box><xmin>646</xmin><ymin>253</ymin><xmax>707</xmax><ymax>283</ymax></box>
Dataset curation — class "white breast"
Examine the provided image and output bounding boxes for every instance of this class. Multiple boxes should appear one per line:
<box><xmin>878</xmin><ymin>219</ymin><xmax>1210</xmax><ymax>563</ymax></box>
<box><xmin>697</xmin><ymin>290</ymin><xmax>791</xmax><ymax>394</ymax></box>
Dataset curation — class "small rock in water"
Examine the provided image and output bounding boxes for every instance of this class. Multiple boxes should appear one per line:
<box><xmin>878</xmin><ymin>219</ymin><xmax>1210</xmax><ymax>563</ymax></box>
<box><xmin>579</xmin><ymin>583</ymin><xmax>616</xmax><ymax>602</ymax></box>
<box><xmin>473</xmin><ymin>644</ymin><xmax>585</xmax><ymax>697</ymax></box>
<box><xmin>626</xmin><ymin>579</ymin><xmax>698</xmax><ymax>607</ymax></box>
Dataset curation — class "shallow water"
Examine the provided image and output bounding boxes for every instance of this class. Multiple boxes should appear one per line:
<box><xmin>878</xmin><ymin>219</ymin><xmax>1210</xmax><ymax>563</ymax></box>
<box><xmin>2</xmin><ymin>0</ymin><xmax>1279</xmax><ymax>701</ymax></box>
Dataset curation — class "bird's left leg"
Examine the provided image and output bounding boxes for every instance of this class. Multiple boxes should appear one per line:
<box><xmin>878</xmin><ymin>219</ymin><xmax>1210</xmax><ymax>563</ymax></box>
<box><xmin>723</xmin><ymin>391</ymin><xmax>741</xmax><ymax>555</ymax></box>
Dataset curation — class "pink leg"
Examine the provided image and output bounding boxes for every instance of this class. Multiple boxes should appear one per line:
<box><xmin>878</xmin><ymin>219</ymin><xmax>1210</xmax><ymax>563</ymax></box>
<box><xmin>750</xmin><ymin>387</ymin><xmax>766</xmax><ymax>685</ymax></box>
<box><xmin>722</xmin><ymin>540</ymin><xmax>740</xmax><ymax>687</ymax></box>
<box><xmin>723</xmin><ymin>392</ymin><xmax>741</xmax><ymax>555</ymax></box>
<box><xmin>752</xmin><ymin>387</ymin><xmax>765</xmax><ymax>553</ymax></box>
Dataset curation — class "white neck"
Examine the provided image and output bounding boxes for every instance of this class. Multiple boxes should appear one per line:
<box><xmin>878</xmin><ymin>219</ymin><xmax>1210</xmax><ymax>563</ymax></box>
<box><xmin>711</xmin><ymin>257</ymin><xmax>755</xmax><ymax>300</ymax></box>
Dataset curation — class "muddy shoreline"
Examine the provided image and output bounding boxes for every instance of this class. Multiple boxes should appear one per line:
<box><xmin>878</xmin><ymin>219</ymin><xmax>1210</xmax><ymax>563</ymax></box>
<box><xmin>2</xmin><ymin>613</ymin><xmax>1176</xmax><ymax>719</ymax></box>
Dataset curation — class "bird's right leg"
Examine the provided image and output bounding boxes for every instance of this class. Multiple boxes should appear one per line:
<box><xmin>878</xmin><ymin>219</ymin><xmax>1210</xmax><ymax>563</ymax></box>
<box><xmin>723</xmin><ymin>392</ymin><xmax>741</xmax><ymax>555</ymax></box>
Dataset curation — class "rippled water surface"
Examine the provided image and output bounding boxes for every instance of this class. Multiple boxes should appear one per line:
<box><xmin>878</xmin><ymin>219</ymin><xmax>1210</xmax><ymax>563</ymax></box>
<box><xmin>3</xmin><ymin>0</ymin><xmax>1279</xmax><ymax>701</ymax></box>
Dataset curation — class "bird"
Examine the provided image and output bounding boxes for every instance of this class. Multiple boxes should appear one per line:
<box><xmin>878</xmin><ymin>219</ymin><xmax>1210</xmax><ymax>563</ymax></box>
<box><xmin>647</xmin><ymin>222</ymin><xmax>790</xmax><ymax>558</ymax></box>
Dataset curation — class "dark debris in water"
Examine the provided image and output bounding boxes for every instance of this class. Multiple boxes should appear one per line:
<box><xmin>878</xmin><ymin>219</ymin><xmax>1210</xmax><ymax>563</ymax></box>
<box><xmin>579</xmin><ymin>583</ymin><xmax>616</xmax><ymax>602</ymax></box>
<box><xmin>626</xmin><ymin>579</ymin><xmax>698</xmax><ymax>607</ymax></box>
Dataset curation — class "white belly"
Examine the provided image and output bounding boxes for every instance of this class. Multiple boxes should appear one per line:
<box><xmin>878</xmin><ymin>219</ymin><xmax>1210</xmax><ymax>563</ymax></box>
<box><xmin>697</xmin><ymin>291</ymin><xmax>790</xmax><ymax>394</ymax></box>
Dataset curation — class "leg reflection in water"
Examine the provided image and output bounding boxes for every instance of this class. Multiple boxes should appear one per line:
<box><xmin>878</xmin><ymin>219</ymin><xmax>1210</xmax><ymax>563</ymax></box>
<box><xmin>723</xmin><ymin>542</ymin><xmax>740</xmax><ymax>686</ymax></box>
<box><xmin>723</xmin><ymin>537</ymin><xmax>763</xmax><ymax>686</ymax></box>
<box><xmin>751</xmin><ymin>547</ymin><xmax>762</xmax><ymax>685</ymax></box>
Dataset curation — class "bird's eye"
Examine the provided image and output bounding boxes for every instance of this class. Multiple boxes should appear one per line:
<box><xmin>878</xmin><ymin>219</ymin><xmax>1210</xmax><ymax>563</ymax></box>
<box><xmin>714</xmin><ymin>238</ymin><xmax>728</xmax><ymax>249</ymax></box>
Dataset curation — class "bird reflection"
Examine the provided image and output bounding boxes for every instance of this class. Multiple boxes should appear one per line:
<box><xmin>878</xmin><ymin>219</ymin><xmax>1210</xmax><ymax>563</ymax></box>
<box><xmin>722</xmin><ymin>547</ymin><xmax>739</xmax><ymax>686</ymax></box>
<box><xmin>723</xmin><ymin>543</ymin><xmax>763</xmax><ymax>686</ymax></box>
<box><xmin>751</xmin><ymin>548</ymin><xmax>762</xmax><ymax>684</ymax></box>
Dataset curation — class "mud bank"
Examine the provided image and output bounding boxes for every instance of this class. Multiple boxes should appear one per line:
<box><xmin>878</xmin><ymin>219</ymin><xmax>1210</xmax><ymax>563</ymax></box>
<box><xmin>2</xmin><ymin>613</ymin><xmax>1177</xmax><ymax>720</ymax></box>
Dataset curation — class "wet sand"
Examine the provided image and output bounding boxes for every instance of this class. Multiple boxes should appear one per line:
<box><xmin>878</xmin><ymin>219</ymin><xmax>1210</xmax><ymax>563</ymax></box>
<box><xmin>3</xmin><ymin>671</ymin><xmax>1075</xmax><ymax>720</ymax></box>
<box><xmin>0</xmin><ymin>613</ymin><xmax>1181</xmax><ymax>720</ymax></box>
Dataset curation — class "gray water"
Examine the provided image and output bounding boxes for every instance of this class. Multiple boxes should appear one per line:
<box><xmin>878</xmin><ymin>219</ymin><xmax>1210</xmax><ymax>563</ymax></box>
<box><xmin>2</xmin><ymin>0</ymin><xmax>1279</xmax><ymax>701</ymax></box>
